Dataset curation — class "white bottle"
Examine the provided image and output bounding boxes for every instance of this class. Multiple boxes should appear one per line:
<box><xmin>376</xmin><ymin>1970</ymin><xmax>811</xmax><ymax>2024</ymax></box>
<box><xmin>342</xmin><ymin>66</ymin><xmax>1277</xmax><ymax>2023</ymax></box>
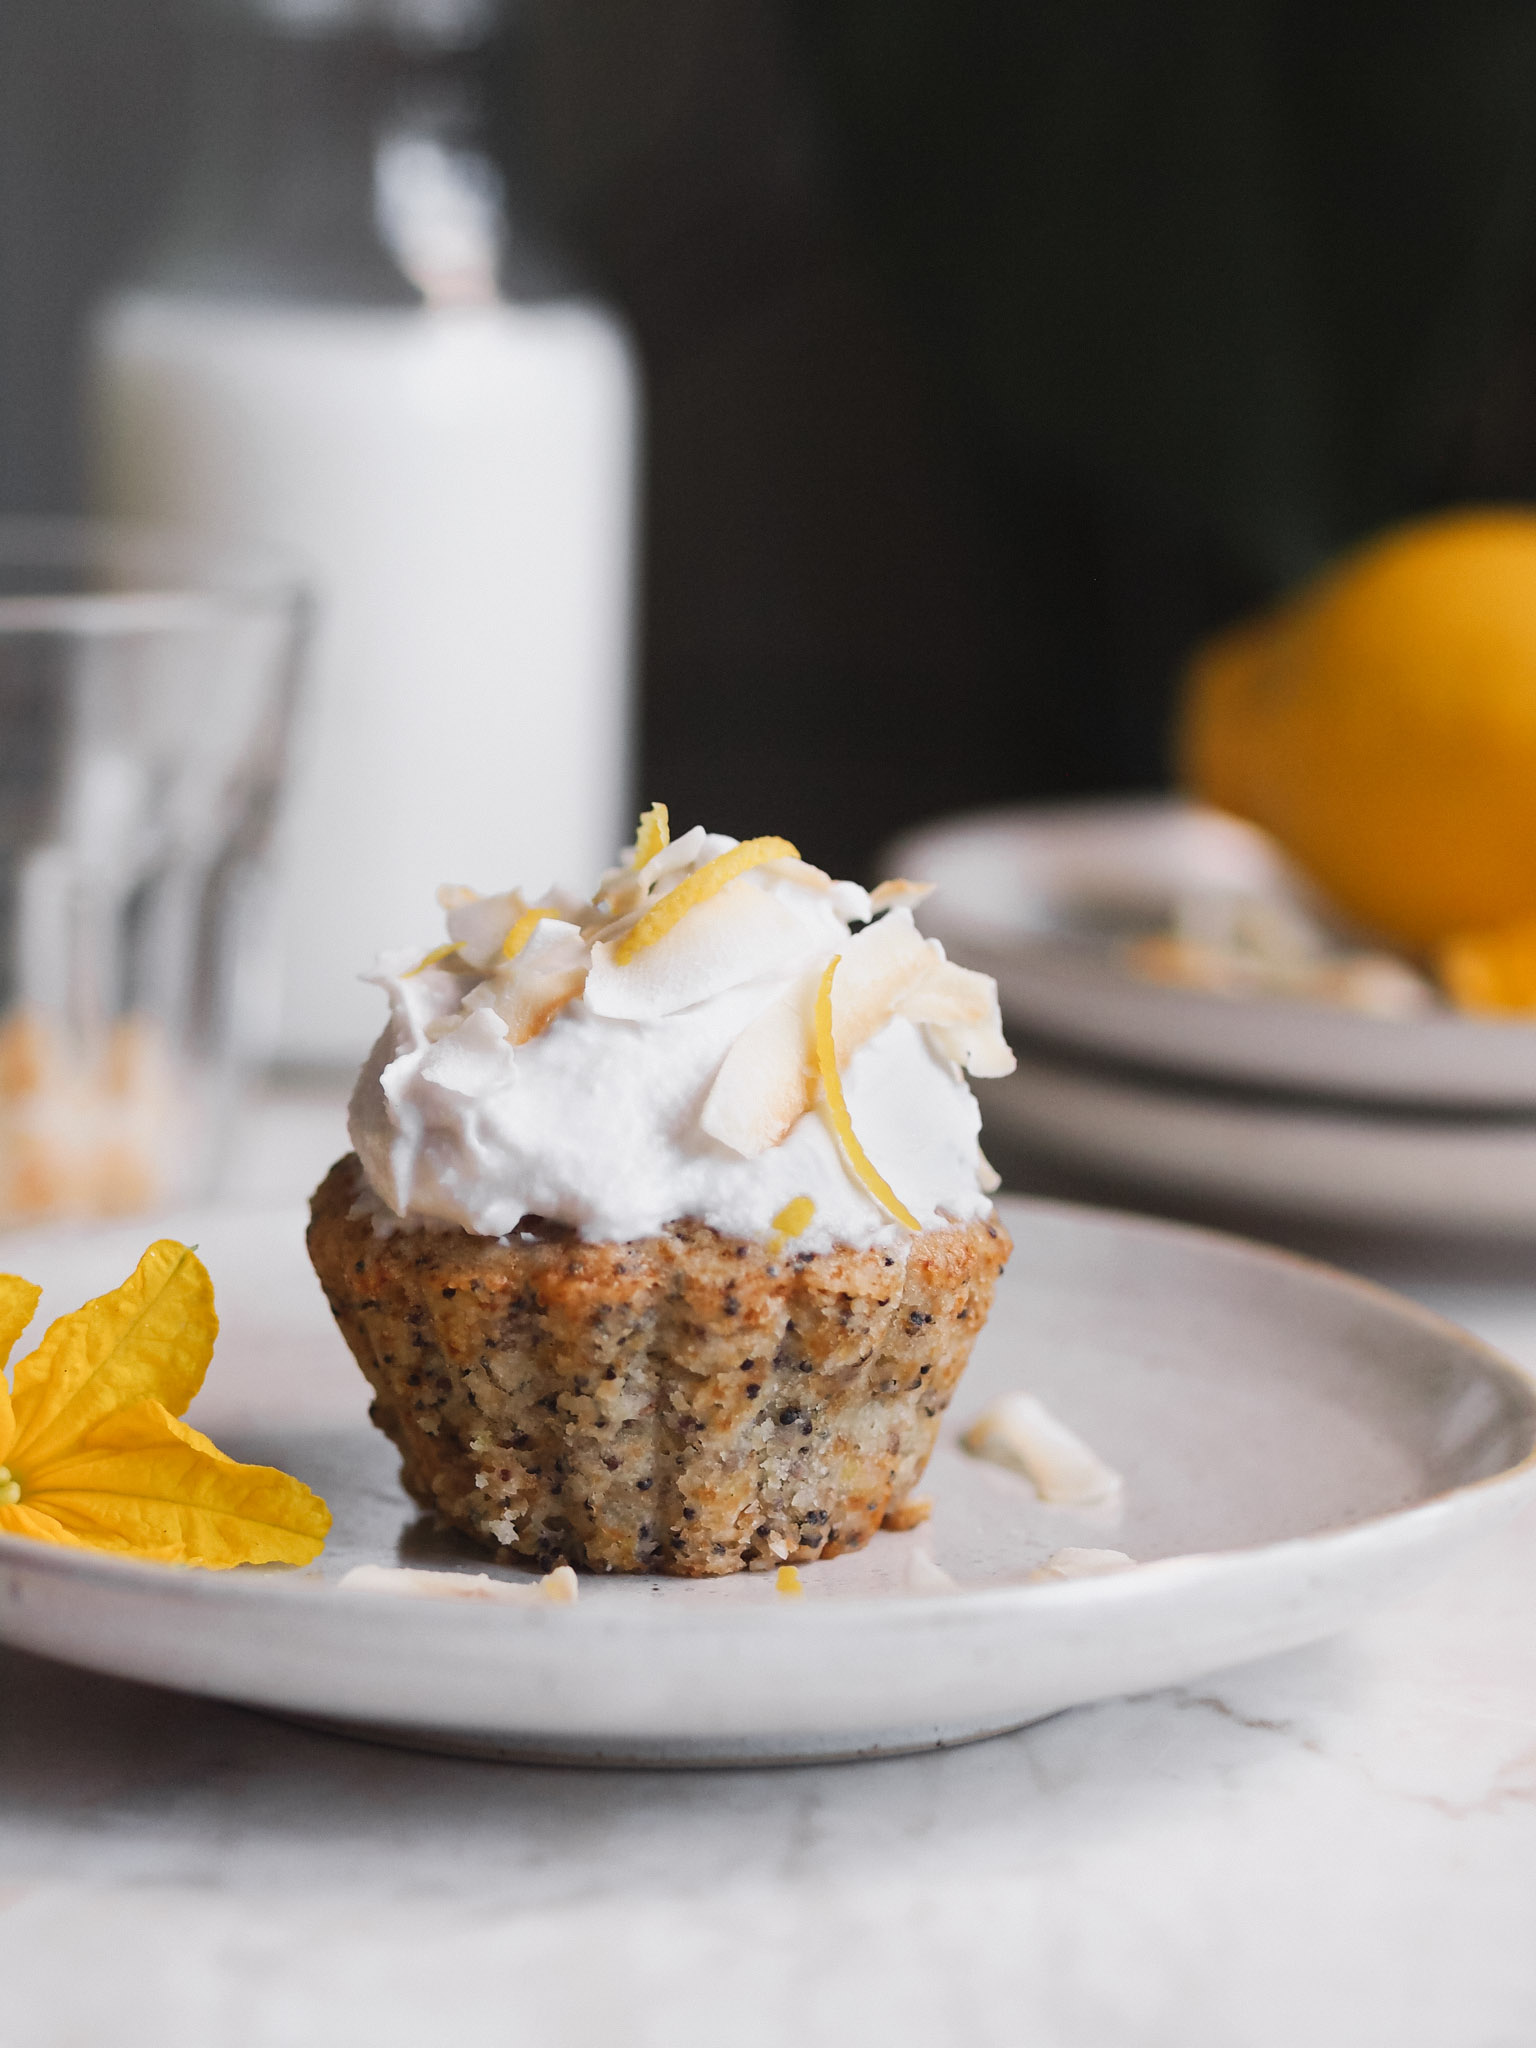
<box><xmin>89</xmin><ymin>0</ymin><xmax>638</xmax><ymax>1063</ymax></box>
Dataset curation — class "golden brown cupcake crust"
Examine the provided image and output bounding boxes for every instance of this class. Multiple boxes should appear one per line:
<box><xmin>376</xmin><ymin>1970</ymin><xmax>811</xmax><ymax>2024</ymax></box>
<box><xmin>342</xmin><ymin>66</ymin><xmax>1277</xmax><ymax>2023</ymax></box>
<box><xmin>308</xmin><ymin>1154</ymin><xmax>1010</xmax><ymax>1577</ymax></box>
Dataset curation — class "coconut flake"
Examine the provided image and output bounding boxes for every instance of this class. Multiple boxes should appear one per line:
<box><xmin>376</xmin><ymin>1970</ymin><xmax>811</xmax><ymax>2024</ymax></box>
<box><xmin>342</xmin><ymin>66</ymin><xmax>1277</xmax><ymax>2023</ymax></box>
<box><xmin>540</xmin><ymin>1563</ymin><xmax>580</xmax><ymax>1606</ymax></box>
<box><xmin>414</xmin><ymin>1004</ymin><xmax>517</xmax><ymax>1098</ymax></box>
<box><xmin>337</xmin><ymin>1563</ymin><xmax>580</xmax><ymax>1605</ymax></box>
<box><xmin>832</xmin><ymin>910</ymin><xmax>936</xmax><ymax>1057</ymax></box>
<box><xmin>961</xmin><ymin>1392</ymin><xmax>1123</xmax><ymax>1507</ymax></box>
<box><xmin>613</xmin><ymin>836</ymin><xmax>800</xmax><ymax>965</ymax></box>
<box><xmin>445</xmin><ymin>889</ymin><xmax>531</xmax><ymax>971</ymax></box>
<box><xmin>700</xmin><ymin>972</ymin><xmax>818</xmax><ymax>1155</ymax></box>
<box><xmin>1027</xmin><ymin>1547</ymin><xmax>1135</xmax><ymax>1583</ymax></box>
<box><xmin>827</xmin><ymin>909</ymin><xmax>1014</xmax><ymax>1079</ymax></box>
<box><xmin>462</xmin><ymin>918</ymin><xmax>589</xmax><ymax>1046</ymax></box>
<box><xmin>869</xmin><ymin>878</ymin><xmax>936</xmax><ymax>913</ymax></box>
<box><xmin>586</xmin><ymin>878</ymin><xmax>817</xmax><ymax>1021</ymax></box>
<box><xmin>895</xmin><ymin>959</ymin><xmax>1016</xmax><ymax>1078</ymax></box>
<box><xmin>906</xmin><ymin>1549</ymin><xmax>960</xmax><ymax>1594</ymax></box>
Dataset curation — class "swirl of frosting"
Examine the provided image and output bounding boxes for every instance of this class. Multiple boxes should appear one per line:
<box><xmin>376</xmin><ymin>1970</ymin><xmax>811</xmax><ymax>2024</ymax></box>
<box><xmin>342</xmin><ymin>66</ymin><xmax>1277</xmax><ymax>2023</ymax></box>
<box><xmin>348</xmin><ymin>817</ymin><xmax>1014</xmax><ymax>1249</ymax></box>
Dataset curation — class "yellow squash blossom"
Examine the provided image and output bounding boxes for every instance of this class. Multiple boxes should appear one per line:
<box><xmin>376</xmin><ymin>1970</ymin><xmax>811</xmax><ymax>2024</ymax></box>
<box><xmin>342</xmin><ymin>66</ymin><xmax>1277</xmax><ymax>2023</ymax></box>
<box><xmin>0</xmin><ymin>1240</ymin><xmax>329</xmax><ymax>1567</ymax></box>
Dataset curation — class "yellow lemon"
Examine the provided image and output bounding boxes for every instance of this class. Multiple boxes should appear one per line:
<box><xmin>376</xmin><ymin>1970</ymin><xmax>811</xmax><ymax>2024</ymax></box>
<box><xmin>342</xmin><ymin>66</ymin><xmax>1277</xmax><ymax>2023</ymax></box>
<box><xmin>1180</xmin><ymin>509</ymin><xmax>1536</xmax><ymax>953</ymax></box>
<box><xmin>1436</xmin><ymin>918</ymin><xmax>1536</xmax><ymax>1013</ymax></box>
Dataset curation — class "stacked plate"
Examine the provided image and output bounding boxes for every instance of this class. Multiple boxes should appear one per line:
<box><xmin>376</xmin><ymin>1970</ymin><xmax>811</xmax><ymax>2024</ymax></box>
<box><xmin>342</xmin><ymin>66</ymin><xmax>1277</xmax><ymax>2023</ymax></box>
<box><xmin>888</xmin><ymin>799</ymin><xmax>1536</xmax><ymax>1238</ymax></box>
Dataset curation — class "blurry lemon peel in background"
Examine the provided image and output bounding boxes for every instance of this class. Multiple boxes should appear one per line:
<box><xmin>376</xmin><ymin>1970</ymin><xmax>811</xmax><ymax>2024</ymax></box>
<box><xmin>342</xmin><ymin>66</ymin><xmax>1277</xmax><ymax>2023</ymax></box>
<box><xmin>1180</xmin><ymin>509</ymin><xmax>1536</xmax><ymax>1009</ymax></box>
<box><xmin>1436</xmin><ymin>919</ymin><xmax>1536</xmax><ymax>1015</ymax></box>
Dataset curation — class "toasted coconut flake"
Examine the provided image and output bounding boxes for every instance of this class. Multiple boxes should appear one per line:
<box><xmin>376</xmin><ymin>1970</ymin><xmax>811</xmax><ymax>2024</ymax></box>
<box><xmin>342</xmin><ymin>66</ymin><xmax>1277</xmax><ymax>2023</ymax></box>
<box><xmin>760</xmin><ymin>855</ymin><xmax>834</xmax><ymax>891</ymax></box>
<box><xmin>337</xmin><ymin>1565</ymin><xmax>526</xmax><ymax>1601</ymax></box>
<box><xmin>1027</xmin><ymin>1548</ymin><xmax>1135</xmax><ymax>1584</ymax></box>
<box><xmin>615</xmin><ymin>836</ymin><xmax>799</xmax><ymax>965</ymax></box>
<box><xmin>587</xmin><ymin>881</ymin><xmax>812</xmax><ymax>1022</ymax></box>
<box><xmin>416</xmin><ymin>1005</ymin><xmax>518</xmax><ymax>1093</ymax></box>
<box><xmin>488</xmin><ymin>972</ymin><xmax>588</xmax><ymax>1048</ymax></box>
<box><xmin>831</xmin><ymin>909</ymin><xmax>935</xmax><ymax>1057</ymax></box>
<box><xmin>700</xmin><ymin>976</ymin><xmax>817</xmax><ymax>1154</ymax></box>
<box><xmin>895</xmin><ymin>961</ymin><xmax>1015</xmax><ymax>1078</ymax></box>
<box><xmin>962</xmin><ymin>1392</ymin><xmax>1122</xmax><ymax>1507</ymax></box>
<box><xmin>816</xmin><ymin>909</ymin><xmax>1015</xmax><ymax>1078</ymax></box>
<box><xmin>906</xmin><ymin>1549</ymin><xmax>959</xmax><ymax>1594</ymax></box>
<box><xmin>338</xmin><ymin>1563</ymin><xmax>580</xmax><ymax>1604</ymax></box>
<box><xmin>814</xmin><ymin>956</ymin><xmax>921</xmax><ymax>1229</ymax></box>
<box><xmin>882</xmin><ymin>1493</ymin><xmax>933</xmax><ymax>1531</ymax></box>
<box><xmin>468</xmin><ymin>919</ymin><xmax>588</xmax><ymax>1046</ymax></box>
<box><xmin>445</xmin><ymin>889</ymin><xmax>530</xmax><ymax>971</ymax></box>
<box><xmin>870</xmin><ymin>878</ymin><xmax>936</xmax><ymax>912</ymax></box>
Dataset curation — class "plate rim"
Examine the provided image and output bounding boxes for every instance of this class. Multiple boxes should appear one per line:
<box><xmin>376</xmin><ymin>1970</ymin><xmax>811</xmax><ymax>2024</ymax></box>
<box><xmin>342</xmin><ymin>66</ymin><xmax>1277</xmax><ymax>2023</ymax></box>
<box><xmin>887</xmin><ymin>799</ymin><xmax>1536</xmax><ymax>1107</ymax></box>
<box><xmin>3</xmin><ymin>1195</ymin><xmax>1534</xmax><ymax>1632</ymax></box>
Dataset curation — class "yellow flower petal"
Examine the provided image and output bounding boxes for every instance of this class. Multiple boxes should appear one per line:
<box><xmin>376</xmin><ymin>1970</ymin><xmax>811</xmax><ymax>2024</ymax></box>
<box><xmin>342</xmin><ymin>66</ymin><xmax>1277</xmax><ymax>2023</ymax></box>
<box><xmin>0</xmin><ymin>1275</ymin><xmax>34</xmax><ymax>1465</ymax></box>
<box><xmin>0</xmin><ymin>1500</ymin><xmax>87</xmax><ymax>1548</ymax></box>
<box><xmin>0</xmin><ymin>1274</ymin><xmax>41</xmax><ymax>1369</ymax></box>
<box><xmin>28</xmin><ymin>1400</ymin><xmax>330</xmax><ymax>1568</ymax></box>
<box><xmin>8</xmin><ymin>1241</ymin><xmax>216</xmax><ymax>1472</ymax></box>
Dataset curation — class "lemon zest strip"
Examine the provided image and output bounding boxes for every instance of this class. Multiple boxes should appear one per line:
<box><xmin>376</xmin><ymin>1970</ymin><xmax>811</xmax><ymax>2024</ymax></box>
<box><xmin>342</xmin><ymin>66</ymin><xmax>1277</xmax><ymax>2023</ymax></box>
<box><xmin>614</xmin><ymin>836</ymin><xmax>799</xmax><ymax>965</ymax></box>
<box><xmin>769</xmin><ymin>1197</ymin><xmax>816</xmax><ymax>1251</ymax></box>
<box><xmin>501</xmin><ymin>906</ymin><xmax>560</xmax><ymax>961</ymax></box>
<box><xmin>814</xmin><ymin>956</ymin><xmax>921</xmax><ymax>1230</ymax></box>
<box><xmin>772</xmin><ymin>1196</ymin><xmax>816</xmax><ymax>1237</ymax></box>
<box><xmin>634</xmin><ymin>802</ymin><xmax>670</xmax><ymax>869</ymax></box>
<box><xmin>403</xmin><ymin>942</ymin><xmax>460</xmax><ymax>978</ymax></box>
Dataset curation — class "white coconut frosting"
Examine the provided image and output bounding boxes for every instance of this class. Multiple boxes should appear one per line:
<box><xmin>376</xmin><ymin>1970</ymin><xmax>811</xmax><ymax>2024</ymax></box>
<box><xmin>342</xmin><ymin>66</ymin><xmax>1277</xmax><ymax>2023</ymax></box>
<box><xmin>348</xmin><ymin>818</ymin><xmax>1015</xmax><ymax>1251</ymax></box>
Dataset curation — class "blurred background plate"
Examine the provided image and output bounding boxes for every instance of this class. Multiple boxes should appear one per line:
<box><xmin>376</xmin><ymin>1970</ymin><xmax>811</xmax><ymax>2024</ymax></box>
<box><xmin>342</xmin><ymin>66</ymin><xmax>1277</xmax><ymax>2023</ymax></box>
<box><xmin>890</xmin><ymin>798</ymin><xmax>1536</xmax><ymax>1111</ymax></box>
<box><xmin>987</xmin><ymin>1049</ymin><xmax>1536</xmax><ymax>1242</ymax></box>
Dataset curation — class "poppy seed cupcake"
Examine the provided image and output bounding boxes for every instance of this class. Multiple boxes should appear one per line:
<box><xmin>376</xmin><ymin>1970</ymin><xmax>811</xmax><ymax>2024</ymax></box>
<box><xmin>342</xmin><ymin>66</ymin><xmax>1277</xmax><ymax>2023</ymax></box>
<box><xmin>307</xmin><ymin>810</ymin><xmax>1014</xmax><ymax>1576</ymax></box>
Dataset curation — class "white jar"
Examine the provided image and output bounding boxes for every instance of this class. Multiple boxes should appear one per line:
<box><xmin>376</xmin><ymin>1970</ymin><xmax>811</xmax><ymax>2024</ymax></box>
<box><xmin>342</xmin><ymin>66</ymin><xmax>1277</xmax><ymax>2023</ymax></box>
<box><xmin>88</xmin><ymin>0</ymin><xmax>638</xmax><ymax>1061</ymax></box>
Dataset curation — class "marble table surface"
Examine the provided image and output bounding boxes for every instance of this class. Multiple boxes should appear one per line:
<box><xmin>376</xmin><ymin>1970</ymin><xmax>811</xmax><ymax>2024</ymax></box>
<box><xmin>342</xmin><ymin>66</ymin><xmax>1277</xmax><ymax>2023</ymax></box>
<box><xmin>4</xmin><ymin>1086</ymin><xmax>1536</xmax><ymax>2048</ymax></box>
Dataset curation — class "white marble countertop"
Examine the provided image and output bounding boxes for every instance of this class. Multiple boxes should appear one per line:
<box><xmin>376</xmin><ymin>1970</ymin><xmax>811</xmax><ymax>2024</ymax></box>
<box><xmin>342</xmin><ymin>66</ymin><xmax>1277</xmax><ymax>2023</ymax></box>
<box><xmin>3</xmin><ymin>1086</ymin><xmax>1536</xmax><ymax>2047</ymax></box>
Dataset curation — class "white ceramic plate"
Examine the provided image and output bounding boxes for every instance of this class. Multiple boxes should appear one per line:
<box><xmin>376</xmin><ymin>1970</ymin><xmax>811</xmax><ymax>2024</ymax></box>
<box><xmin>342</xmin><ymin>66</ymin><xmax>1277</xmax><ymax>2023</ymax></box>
<box><xmin>2</xmin><ymin>1198</ymin><xmax>1533</xmax><ymax>1766</ymax></box>
<box><xmin>988</xmin><ymin>1052</ymin><xmax>1536</xmax><ymax>1239</ymax></box>
<box><xmin>887</xmin><ymin>799</ymin><xmax>1536</xmax><ymax>1110</ymax></box>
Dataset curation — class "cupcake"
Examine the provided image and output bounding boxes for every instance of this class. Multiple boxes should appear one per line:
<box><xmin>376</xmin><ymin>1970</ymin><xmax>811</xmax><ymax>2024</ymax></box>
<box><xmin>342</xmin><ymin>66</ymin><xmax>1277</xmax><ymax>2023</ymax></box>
<box><xmin>307</xmin><ymin>811</ymin><xmax>1015</xmax><ymax>1575</ymax></box>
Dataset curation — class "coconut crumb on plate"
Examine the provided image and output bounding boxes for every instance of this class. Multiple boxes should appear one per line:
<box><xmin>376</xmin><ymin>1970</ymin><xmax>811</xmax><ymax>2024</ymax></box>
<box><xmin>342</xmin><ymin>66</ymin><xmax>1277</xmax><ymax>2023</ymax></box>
<box><xmin>961</xmin><ymin>1391</ymin><xmax>1123</xmax><ymax>1508</ymax></box>
<box><xmin>337</xmin><ymin>1563</ymin><xmax>578</xmax><ymax>1606</ymax></box>
<box><xmin>1027</xmin><ymin>1547</ymin><xmax>1135</xmax><ymax>1583</ymax></box>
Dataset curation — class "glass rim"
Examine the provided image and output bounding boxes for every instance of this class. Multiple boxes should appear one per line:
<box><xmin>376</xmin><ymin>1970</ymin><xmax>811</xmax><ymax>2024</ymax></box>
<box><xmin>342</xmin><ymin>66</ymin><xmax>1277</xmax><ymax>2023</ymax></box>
<box><xmin>0</xmin><ymin>515</ymin><xmax>310</xmax><ymax>637</ymax></box>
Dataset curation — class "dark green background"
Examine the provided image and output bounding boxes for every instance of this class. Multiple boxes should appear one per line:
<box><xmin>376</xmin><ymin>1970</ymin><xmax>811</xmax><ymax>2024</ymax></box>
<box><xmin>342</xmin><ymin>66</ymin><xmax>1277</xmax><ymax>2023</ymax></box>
<box><xmin>6</xmin><ymin>0</ymin><xmax>1536</xmax><ymax>876</ymax></box>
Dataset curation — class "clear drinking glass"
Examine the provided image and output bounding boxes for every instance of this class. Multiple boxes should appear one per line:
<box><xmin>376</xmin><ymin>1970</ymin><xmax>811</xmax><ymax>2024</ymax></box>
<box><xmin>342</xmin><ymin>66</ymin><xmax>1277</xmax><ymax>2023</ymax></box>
<box><xmin>0</xmin><ymin>519</ymin><xmax>307</xmax><ymax>1222</ymax></box>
